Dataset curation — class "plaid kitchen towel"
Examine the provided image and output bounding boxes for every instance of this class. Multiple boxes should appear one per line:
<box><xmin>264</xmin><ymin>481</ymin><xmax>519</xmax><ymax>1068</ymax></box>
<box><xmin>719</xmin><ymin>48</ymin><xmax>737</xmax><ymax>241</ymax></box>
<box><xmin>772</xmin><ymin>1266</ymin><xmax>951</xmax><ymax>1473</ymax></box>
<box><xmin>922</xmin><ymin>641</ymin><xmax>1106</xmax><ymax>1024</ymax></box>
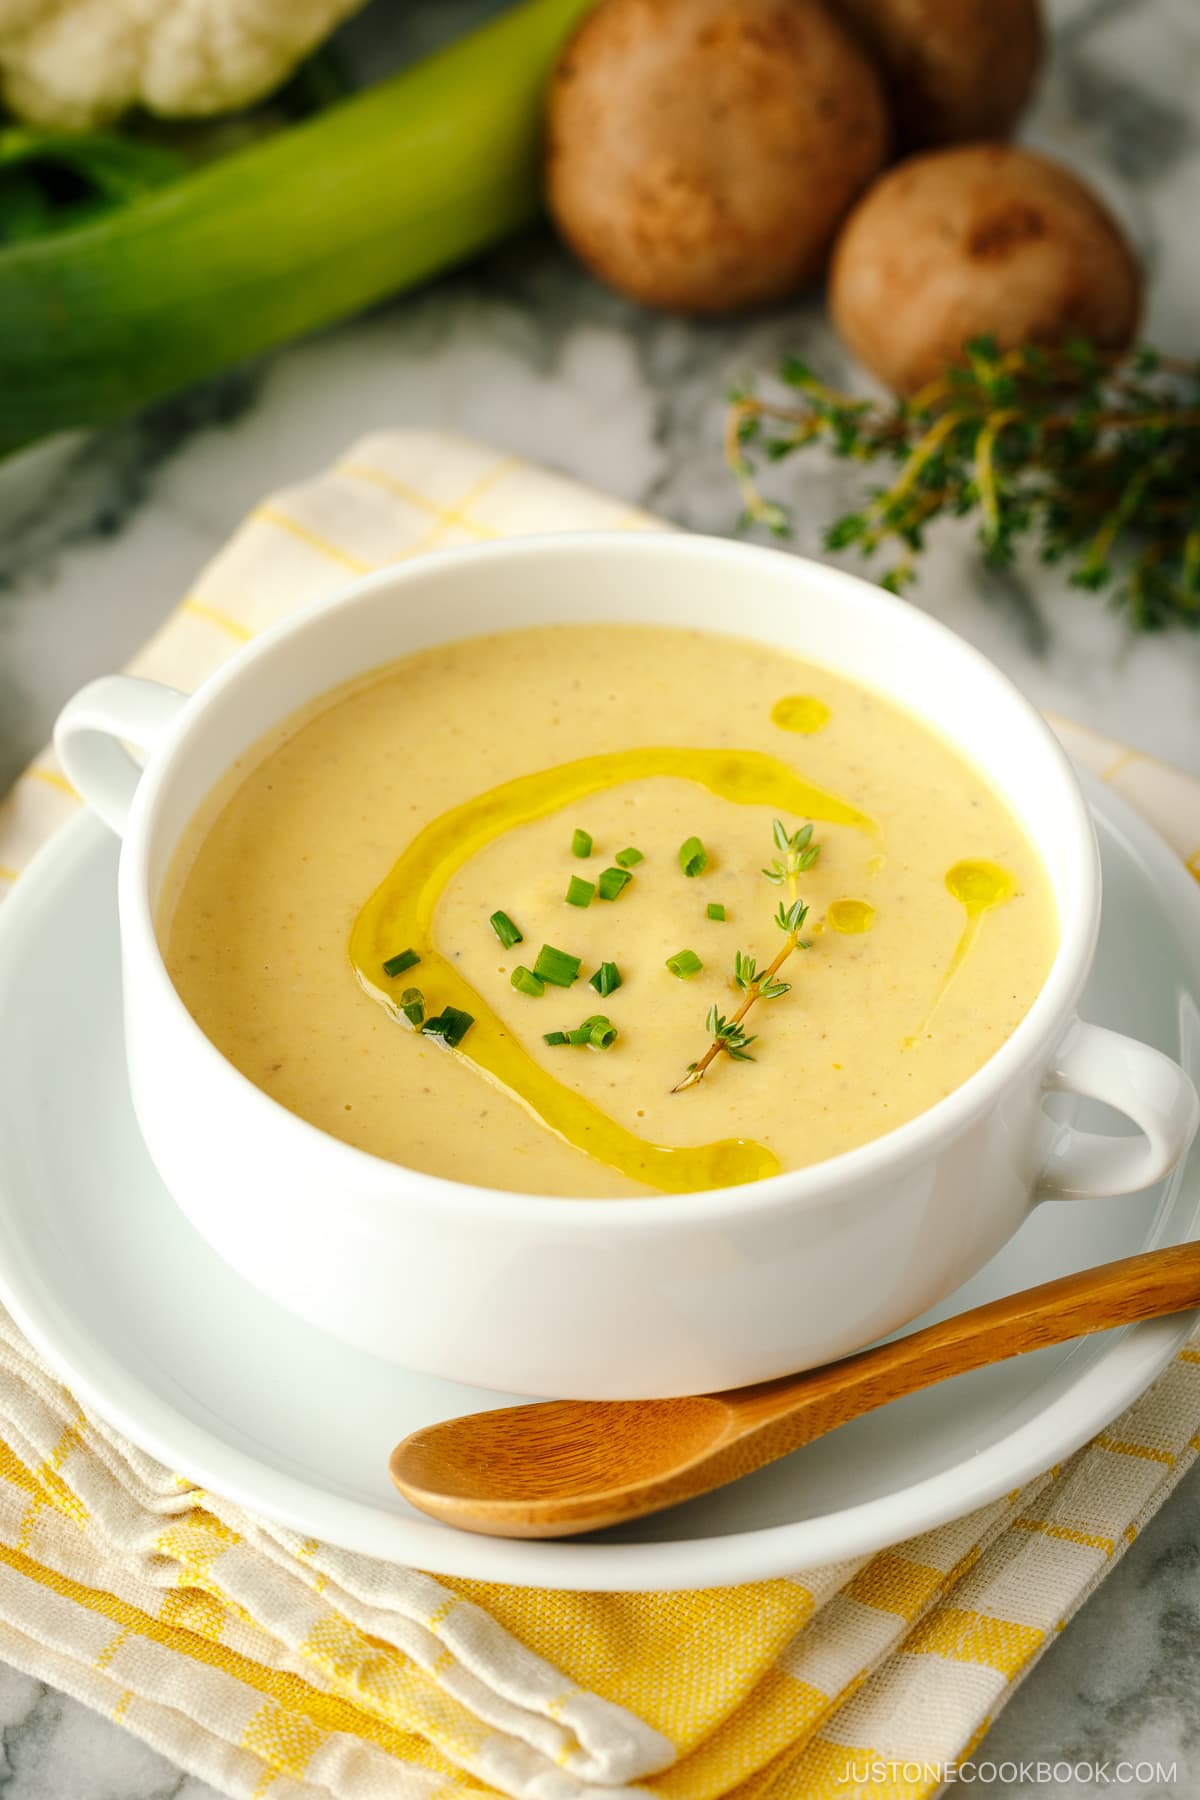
<box><xmin>1</xmin><ymin>430</ymin><xmax>1198</xmax><ymax>1800</ymax></box>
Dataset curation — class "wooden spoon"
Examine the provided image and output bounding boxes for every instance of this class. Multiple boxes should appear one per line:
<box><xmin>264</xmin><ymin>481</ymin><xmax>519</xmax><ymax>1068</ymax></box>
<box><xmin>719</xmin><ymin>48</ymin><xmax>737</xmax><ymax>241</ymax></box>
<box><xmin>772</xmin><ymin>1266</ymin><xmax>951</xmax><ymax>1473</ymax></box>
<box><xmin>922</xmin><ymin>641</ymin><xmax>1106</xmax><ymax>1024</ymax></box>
<box><xmin>389</xmin><ymin>1240</ymin><xmax>1200</xmax><ymax>1538</ymax></box>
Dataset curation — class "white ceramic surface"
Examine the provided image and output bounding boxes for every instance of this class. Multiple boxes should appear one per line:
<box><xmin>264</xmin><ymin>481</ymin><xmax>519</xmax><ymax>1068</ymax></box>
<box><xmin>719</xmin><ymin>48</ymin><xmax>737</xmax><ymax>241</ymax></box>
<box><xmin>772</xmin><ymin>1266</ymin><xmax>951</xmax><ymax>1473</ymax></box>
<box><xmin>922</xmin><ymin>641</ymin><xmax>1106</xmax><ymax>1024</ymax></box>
<box><xmin>52</xmin><ymin>535</ymin><xmax>1200</xmax><ymax>1398</ymax></box>
<box><xmin>0</xmin><ymin>779</ymin><xmax>1196</xmax><ymax>1588</ymax></box>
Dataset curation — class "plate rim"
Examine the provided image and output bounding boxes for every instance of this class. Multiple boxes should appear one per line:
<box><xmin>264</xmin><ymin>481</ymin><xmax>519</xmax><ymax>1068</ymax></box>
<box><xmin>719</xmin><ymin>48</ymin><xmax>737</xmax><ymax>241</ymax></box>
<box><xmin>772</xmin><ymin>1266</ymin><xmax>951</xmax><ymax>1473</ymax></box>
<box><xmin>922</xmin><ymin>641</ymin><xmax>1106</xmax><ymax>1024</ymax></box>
<box><xmin>0</xmin><ymin>771</ymin><xmax>1197</xmax><ymax>1590</ymax></box>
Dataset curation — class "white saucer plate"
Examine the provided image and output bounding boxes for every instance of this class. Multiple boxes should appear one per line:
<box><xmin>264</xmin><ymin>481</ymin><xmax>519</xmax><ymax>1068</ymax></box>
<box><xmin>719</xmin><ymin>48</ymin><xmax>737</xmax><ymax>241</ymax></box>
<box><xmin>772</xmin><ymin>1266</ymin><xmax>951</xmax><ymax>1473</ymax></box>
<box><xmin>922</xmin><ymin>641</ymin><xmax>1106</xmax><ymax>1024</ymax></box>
<box><xmin>0</xmin><ymin>771</ymin><xmax>1197</xmax><ymax>1591</ymax></box>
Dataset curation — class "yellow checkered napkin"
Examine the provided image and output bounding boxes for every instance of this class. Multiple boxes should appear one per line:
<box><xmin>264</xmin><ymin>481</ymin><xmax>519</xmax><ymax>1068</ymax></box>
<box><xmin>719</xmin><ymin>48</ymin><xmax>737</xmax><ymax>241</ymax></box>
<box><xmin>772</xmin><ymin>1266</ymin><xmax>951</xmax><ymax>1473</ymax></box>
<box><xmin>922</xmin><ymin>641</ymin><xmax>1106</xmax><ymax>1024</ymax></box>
<box><xmin>2</xmin><ymin>430</ymin><xmax>1200</xmax><ymax>1800</ymax></box>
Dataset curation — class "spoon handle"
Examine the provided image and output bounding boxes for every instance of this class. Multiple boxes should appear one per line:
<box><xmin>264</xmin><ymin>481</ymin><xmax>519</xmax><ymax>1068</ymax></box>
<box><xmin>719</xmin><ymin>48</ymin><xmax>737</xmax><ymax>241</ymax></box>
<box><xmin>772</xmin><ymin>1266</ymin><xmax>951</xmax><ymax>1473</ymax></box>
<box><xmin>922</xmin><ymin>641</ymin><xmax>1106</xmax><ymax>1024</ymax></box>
<box><xmin>721</xmin><ymin>1238</ymin><xmax>1200</xmax><ymax>1450</ymax></box>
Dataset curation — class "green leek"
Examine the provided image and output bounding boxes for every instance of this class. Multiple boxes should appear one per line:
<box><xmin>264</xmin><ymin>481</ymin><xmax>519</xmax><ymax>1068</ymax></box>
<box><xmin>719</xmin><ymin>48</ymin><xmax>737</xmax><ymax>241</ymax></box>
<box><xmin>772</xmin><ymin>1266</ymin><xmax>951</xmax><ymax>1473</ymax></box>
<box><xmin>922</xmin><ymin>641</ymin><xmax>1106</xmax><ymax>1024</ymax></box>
<box><xmin>0</xmin><ymin>0</ymin><xmax>593</xmax><ymax>457</ymax></box>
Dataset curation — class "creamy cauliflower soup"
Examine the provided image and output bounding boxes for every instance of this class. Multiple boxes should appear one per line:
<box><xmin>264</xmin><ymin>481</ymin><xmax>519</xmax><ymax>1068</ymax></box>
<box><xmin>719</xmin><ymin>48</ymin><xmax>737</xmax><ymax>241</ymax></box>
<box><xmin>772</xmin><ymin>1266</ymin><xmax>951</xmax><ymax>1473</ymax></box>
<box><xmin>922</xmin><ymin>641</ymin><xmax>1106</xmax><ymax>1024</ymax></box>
<box><xmin>161</xmin><ymin>624</ymin><xmax>1058</xmax><ymax>1197</ymax></box>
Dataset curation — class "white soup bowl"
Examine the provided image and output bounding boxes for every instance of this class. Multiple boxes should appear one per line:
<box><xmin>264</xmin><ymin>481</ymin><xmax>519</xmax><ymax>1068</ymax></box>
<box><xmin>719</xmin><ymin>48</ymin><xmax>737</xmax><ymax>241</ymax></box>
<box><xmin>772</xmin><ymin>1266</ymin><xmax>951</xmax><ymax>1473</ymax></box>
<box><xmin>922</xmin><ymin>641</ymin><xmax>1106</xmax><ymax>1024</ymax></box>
<box><xmin>55</xmin><ymin>534</ymin><xmax>1199</xmax><ymax>1398</ymax></box>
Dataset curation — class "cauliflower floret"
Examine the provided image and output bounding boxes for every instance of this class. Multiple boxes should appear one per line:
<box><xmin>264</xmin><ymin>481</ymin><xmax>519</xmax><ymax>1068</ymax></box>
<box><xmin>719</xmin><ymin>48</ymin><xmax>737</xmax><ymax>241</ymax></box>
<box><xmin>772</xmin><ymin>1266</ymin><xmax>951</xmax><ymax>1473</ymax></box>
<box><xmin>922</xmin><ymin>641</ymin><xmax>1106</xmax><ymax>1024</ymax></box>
<box><xmin>0</xmin><ymin>0</ymin><xmax>365</xmax><ymax>127</ymax></box>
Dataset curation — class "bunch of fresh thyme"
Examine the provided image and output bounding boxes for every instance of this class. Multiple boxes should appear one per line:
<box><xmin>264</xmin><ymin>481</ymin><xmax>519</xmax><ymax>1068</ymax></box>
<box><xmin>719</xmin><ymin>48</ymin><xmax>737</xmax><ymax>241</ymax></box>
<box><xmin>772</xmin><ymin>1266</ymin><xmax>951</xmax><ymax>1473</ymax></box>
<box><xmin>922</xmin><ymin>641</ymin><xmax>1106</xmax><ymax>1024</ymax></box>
<box><xmin>674</xmin><ymin>820</ymin><xmax>819</xmax><ymax>1092</ymax></box>
<box><xmin>726</xmin><ymin>338</ymin><xmax>1200</xmax><ymax>631</ymax></box>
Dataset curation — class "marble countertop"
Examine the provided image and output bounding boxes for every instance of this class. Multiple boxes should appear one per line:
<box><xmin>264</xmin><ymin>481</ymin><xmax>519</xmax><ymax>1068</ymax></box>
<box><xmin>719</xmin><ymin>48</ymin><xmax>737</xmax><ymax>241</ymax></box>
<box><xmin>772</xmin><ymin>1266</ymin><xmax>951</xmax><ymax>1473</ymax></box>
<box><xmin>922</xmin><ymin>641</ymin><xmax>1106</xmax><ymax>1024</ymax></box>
<box><xmin>2</xmin><ymin>0</ymin><xmax>1200</xmax><ymax>1792</ymax></box>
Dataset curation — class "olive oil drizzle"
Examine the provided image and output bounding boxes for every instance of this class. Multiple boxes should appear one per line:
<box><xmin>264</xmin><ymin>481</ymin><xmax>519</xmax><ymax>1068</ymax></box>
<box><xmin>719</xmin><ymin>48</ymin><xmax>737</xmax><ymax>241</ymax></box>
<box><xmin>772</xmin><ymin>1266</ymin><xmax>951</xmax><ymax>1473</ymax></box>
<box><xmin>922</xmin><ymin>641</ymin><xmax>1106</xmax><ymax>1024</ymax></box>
<box><xmin>904</xmin><ymin>859</ymin><xmax>1017</xmax><ymax>1050</ymax></box>
<box><xmin>350</xmin><ymin>746</ymin><xmax>872</xmax><ymax>1194</ymax></box>
<box><xmin>827</xmin><ymin>898</ymin><xmax>876</xmax><ymax>934</ymax></box>
<box><xmin>771</xmin><ymin>695</ymin><xmax>831</xmax><ymax>735</ymax></box>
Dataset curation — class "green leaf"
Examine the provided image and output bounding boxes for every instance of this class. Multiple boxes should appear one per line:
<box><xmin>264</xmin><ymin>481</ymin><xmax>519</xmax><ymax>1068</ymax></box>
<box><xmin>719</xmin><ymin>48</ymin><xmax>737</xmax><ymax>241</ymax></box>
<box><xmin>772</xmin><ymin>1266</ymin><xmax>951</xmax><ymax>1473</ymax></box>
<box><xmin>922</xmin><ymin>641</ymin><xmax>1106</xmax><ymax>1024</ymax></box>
<box><xmin>780</xmin><ymin>354</ymin><xmax>814</xmax><ymax>387</ymax></box>
<box><xmin>0</xmin><ymin>125</ymin><xmax>185</xmax><ymax>247</ymax></box>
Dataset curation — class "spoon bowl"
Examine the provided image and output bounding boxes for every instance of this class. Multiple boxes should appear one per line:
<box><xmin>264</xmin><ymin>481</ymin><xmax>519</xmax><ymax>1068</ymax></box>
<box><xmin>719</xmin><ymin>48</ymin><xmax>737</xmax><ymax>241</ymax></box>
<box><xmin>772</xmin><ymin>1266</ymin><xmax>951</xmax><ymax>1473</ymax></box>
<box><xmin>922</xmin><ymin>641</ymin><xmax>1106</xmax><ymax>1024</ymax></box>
<box><xmin>391</xmin><ymin>1397</ymin><xmax>732</xmax><ymax>1535</ymax></box>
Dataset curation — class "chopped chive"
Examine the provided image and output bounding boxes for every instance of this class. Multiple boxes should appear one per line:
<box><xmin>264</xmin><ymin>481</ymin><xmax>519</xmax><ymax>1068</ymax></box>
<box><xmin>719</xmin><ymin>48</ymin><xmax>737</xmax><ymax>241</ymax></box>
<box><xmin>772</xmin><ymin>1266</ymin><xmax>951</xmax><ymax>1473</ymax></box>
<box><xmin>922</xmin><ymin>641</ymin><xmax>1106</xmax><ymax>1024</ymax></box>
<box><xmin>421</xmin><ymin>1006</ymin><xmax>475</xmax><ymax>1048</ymax></box>
<box><xmin>547</xmin><ymin>1015</ymin><xmax>619</xmax><ymax>1049</ymax></box>
<box><xmin>615</xmin><ymin>847</ymin><xmax>644</xmax><ymax>869</ymax></box>
<box><xmin>489</xmin><ymin>910</ymin><xmax>523</xmax><ymax>949</ymax></box>
<box><xmin>511</xmin><ymin>965</ymin><xmax>545</xmax><ymax>997</ymax></box>
<box><xmin>588</xmin><ymin>961</ymin><xmax>622</xmax><ymax>997</ymax></box>
<box><xmin>707</xmin><ymin>902</ymin><xmax>727</xmax><ymax>921</ymax></box>
<box><xmin>571</xmin><ymin>828</ymin><xmax>593</xmax><ymax>858</ymax></box>
<box><xmin>565</xmin><ymin>875</ymin><xmax>595</xmax><ymax>908</ymax></box>
<box><xmin>679</xmin><ymin>837</ymin><xmax>708</xmax><ymax>878</ymax></box>
<box><xmin>399</xmin><ymin>987</ymin><xmax>425</xmax><ymax>1028</ymax></box>
<box><xmin>666</xmin><ymin>949</ymin><xmax>704</xmax><ymax>979</ymax></box>
<box><xmin>597</xmin><ymin>866</ymin><xmax>633</xmax><ymax>901</ymax></box>
<box><xmin>382</xmin><ymin>947</ymin><xmax>420</xmax><ymax>978</ymax></box>
<box><xmin>534</xmin><ymin>944</ymin><xmax>581</xmax><ymax>988</ymax></box>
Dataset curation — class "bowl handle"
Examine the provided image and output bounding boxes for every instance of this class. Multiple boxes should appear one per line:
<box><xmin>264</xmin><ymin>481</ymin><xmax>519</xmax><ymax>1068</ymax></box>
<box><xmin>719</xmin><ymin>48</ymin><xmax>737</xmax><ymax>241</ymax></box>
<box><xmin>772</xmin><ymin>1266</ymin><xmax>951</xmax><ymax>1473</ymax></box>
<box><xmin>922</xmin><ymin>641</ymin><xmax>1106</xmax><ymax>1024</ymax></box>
<box><xmin>54</xmin><ymin>675</ymin><xmax>187</xmax><ymax>836</ymax></box>
<box><xmin>1037</xmin><ymin>1019</ymin><xmax>1200</xmax><ymax>1200</ymax></box>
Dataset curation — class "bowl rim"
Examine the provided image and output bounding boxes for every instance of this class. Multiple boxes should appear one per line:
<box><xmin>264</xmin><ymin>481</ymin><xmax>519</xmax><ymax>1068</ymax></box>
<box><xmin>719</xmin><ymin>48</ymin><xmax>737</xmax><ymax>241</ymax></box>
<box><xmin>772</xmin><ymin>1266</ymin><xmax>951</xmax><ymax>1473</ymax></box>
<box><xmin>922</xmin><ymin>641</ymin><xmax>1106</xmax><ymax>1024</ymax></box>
<box><xmin>121</xmin><ymin>530</ymin><xmax>1100</xmax><ymax>1230</ymax></box>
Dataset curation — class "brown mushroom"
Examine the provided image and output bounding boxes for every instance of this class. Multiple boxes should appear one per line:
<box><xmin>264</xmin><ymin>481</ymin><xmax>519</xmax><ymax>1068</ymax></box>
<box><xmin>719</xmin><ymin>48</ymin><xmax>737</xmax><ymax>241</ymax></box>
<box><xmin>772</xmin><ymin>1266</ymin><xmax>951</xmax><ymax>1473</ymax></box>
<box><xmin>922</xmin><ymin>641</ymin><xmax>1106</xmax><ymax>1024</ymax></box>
<box><xmin>829</xmin><ymin>144</ymin><xmax>1143</xmax><ymax>394</ymax></box>
<box><xmin>545</xmin><ymin>0</ymin><xmax>891</xmax><ymax>314</ymax></box>
<box><xmin>839</xmin><ymin>0</ymin><xmax>1044</xmax><ymax>148</ymax></box>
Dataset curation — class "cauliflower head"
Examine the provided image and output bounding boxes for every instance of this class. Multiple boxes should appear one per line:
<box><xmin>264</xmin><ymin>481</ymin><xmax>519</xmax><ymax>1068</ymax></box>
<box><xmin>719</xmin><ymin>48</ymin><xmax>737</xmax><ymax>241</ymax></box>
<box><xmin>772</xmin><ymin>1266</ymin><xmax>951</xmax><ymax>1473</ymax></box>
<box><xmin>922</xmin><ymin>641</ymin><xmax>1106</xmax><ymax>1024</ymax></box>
<box><xmin>0</xmin><ymin>0</ymin><xmax>366</xmax><ymax>126</ymax></box>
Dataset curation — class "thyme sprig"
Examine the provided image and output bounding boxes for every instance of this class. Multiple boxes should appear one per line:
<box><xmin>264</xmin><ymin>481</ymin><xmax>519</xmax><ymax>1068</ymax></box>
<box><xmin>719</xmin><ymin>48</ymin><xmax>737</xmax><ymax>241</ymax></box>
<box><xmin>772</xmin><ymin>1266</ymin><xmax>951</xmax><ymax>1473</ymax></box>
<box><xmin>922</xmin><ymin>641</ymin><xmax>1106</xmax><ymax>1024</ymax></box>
<box><xmin>673</xmin><ymin>821</ymin><xmax>818</xmax><ymax>1093</ymax></box>
<box><xmin>726</xmin><ymin>338</ymin><xmax>1200</xmax><ymax>631</ymax></box>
